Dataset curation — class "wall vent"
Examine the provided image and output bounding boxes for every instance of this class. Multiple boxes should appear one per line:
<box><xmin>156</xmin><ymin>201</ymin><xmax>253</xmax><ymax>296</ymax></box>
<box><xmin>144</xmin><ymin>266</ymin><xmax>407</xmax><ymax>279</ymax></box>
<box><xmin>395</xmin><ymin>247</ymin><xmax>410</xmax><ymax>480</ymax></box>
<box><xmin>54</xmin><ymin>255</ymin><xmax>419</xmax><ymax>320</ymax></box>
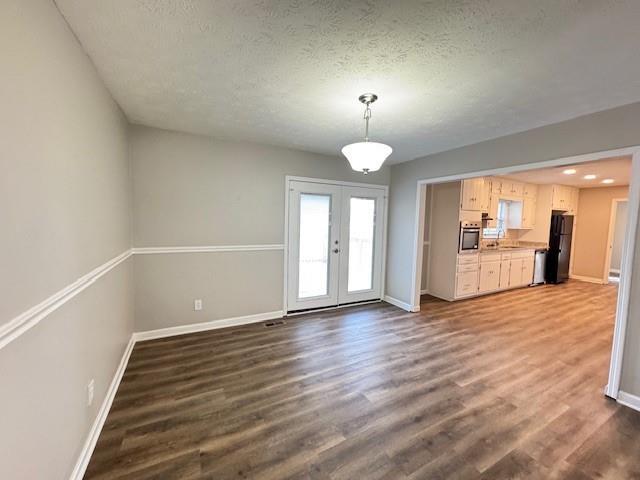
<box><xmin>264</xmin><ymin>320</ymin><xmax>286</xmax><ymax>327</ymax></box>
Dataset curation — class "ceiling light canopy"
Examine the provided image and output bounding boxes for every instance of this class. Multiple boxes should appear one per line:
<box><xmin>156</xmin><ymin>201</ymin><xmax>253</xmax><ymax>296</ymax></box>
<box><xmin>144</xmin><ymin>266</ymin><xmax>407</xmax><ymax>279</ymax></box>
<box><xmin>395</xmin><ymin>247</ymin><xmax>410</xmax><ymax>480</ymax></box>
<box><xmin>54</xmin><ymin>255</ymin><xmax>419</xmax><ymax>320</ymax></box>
<box><xmin>342</xmin><ymin>93</ymin><xmax>392</xmax><ymax>174</ymax></box>
<box><xmin>583</xmin><ymin>174</ymin><xmax>597</xmax><ymax>180</ymax></box>
<box><xmin>602</xmin><ymin>178</ymin><xmax>615</xmax><ymax>184</ymax></box>
<box><xmin>563</xmin><ymin>168</ymin><xmax>577</xmax><ymax>175</ymax></box>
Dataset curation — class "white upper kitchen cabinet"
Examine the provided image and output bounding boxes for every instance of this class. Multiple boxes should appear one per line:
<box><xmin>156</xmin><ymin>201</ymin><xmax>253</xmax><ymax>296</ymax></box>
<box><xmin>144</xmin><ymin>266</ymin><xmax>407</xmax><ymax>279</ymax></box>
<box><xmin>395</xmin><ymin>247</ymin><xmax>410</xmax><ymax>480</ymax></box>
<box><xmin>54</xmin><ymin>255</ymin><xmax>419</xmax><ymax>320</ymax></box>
<box><xmin>486</xmin><ymin>193</ymin><xmax>499</xmax><ymax>228</ymax></box>
<box><xmin>480</xmin><ymin>178</ymin><xmax>491</xmax><ymax>212</ymax></box>
<box><xmin>502</xmin><ymin>180</ymin><xmax>524</xmax><ymax>197</ymax></box>
<box><xmin>521</xmin><ymin>197</ymin><xmax>537</xmax><ymax>229</ymax></box>
<box><xmin>551</xmin><ymin>185</ymin><xmax>579</xmax><ymax>213</ymax></box>
<box><xmin>460</xmin><ymin>178</ymin><xmax>485</xmax><ymax>211</ymax></box>
<box><xmin>568</xmin><ymin>187</ymin><xmax>579</xmax><ymax>215</ymax></box>
<box><xmin>491</xmin><ymin>178</ymin><xmax>503</xmax><ymax>195</ymax></box>
<box><xmin>551</xmin><ymin>185</ymin><xmax>570</xmax><ymax>210</ymax></box>
<box><xmin>522</xmin><ymin>183</ymin><xmax>537</xmax><ymax>198</ymax></box>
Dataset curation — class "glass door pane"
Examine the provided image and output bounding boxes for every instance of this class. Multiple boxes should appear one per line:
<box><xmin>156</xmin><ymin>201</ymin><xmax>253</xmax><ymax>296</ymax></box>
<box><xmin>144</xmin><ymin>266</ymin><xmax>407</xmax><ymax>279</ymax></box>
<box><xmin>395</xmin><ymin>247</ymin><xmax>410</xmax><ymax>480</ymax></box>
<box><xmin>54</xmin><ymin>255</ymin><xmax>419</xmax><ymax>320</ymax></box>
<box><xmin>338</xmin><ymin>186</ymin><xmax>384</xmax><ymax>305</ymax></box>
<box><xmin>298</xmin><ymin>193</ymin><xmax>331</xmax><ymax>298</ymax></box>
<box><xmin>347</xmin><ymin>197</ymin><xmax>375</xmax><ymax>292</ymax></box>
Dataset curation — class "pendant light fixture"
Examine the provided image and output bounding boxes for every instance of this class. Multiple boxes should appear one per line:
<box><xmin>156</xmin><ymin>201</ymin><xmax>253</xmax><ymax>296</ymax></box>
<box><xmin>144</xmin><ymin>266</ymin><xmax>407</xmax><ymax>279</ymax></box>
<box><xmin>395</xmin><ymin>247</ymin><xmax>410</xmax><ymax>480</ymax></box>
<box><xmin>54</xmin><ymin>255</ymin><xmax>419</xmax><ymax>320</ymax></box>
<box><xmin>341</xmin><ymin>93</ymin><xmax>392</xmax><ymax>174</ymax></box>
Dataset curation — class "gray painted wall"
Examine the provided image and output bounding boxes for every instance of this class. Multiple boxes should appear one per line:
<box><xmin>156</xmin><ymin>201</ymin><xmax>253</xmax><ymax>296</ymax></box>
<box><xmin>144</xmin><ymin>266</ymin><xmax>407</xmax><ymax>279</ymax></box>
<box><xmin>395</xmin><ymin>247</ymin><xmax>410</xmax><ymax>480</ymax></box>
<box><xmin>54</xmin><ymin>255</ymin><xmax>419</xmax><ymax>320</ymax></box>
<box><xmin>0</xmin><ymin>0</ymin><xmax>133</xmax><ymax>478</ymax></box>
<box><xmin>6</xmin><ymin>3</ymin><xmax>640</xmax><ymax>475</ymax></box>
<box><xmin>130</xmin><ymin>125</ymin><xmax>389</xmax><ymax>330</ymax></box>
<box><xmin>386</xmin><ymin>102</ymin><xmax>640</xmax><ymax>397</ymax></box>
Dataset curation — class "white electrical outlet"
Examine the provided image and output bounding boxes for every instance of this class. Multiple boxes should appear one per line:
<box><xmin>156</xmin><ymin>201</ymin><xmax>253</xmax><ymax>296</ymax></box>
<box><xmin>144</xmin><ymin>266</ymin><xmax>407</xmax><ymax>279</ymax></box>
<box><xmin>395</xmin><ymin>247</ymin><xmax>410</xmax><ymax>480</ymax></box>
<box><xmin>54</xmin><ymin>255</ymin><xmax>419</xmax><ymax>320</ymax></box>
<box><xmin>194</xmin><ymin>299</ymin><xmax>203</xmax><ymax>311</ymax></box>
<box><xmin>87</xmin><ymin>379</ymin><xmax>94</xmax><ymax>407</ymax></box>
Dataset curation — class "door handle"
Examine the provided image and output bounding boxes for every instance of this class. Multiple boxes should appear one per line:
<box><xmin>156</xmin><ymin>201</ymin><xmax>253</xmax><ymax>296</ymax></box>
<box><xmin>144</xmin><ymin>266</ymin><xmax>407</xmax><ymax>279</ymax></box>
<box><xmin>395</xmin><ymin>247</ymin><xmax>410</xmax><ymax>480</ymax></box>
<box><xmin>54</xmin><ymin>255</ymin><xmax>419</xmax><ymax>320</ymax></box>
<box><xmin>333</xmin><ymin>248</ymin><xmax>339</xmax><ymax>253</ymax></box>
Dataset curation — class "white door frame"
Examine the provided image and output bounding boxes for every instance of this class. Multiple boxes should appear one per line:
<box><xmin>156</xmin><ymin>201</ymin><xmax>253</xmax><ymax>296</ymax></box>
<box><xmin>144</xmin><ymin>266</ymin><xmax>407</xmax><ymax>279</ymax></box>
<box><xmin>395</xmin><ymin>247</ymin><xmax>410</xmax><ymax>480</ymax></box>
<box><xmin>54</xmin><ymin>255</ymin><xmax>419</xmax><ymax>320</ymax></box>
<box><xmin>283</xmin><ymin>175</ymin><xmax>389</xmax><ymax>314</ymax></box>
<box><xmin>408</xmin><ymin>146</ymin><xmax>640</xmax><ymax>401</ymax></box>
<box><xmin>603</xmin><ymin>197</ymin><xmax>629</xmax><ymax>284</ymax></box>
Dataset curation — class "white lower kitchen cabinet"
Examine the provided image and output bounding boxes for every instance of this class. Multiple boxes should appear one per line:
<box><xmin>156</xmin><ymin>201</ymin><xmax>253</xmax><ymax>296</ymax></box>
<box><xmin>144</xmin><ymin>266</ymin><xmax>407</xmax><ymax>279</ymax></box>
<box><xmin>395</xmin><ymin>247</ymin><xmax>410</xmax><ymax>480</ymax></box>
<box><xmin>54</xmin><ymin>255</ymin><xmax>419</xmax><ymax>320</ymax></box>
<box><xmin>521</xmin><ymin>255</ymin><xmax>535</xmax><ymax>285</ymax></box>
<box><xmin>499</xmin><ymin>259</ymin><xmax>511</xmax><ymax>289</ymax></box>
<box><xmin>508</xmin><ymin>251</ymin><xmax>535</xmax><ymax>287</ymax></box>
<box><xmin>456</xmin><ymin>269</ymin><xmax>479</xmax><ymax>297</ymax></box>
<box><xmin>478</xmin><ymin>261</ymin><xmax>501</xmax><ymax>293</ymax></box>
<box><xmin>509</xmin><ymin>258</ymin><xmax>524</xmax><ymax>286</ymax></box>
<box><xmin>454</xmin><ymin>249</ymin><xmax>535</xmax><ymax>300</ymax></box>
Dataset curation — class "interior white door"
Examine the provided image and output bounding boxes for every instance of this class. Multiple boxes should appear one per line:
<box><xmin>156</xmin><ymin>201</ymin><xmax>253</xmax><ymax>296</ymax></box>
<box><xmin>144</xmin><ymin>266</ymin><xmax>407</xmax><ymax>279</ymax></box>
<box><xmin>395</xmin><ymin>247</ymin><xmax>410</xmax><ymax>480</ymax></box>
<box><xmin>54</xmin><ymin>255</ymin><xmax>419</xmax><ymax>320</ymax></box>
<box><xmin>287</xmin><ymin>181</ymin><xmax>342</xmax><ymax>311</ymax></box>
<box><xmin>287</xmin><ymin>181</ymin><xmax>386</xmax><ymax>312</ymax></box>
<box><xmin>338</xmin><ymin>186</ymin><xmax>385</xmax><ymax>305</ymax></box>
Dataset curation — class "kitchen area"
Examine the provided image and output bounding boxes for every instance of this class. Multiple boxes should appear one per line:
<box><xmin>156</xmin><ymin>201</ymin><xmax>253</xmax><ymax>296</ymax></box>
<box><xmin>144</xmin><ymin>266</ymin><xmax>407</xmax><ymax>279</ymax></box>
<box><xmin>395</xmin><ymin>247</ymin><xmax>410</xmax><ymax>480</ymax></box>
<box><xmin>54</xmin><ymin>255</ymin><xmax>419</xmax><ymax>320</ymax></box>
<box><xmin>423</xmin><ymin>176</ymin><xmax>570</xmax><ymax>301</ymax></box>
<box><xmin>420</xmin><ymin>156</ymin><xmax>630</xmax><ymax>302</ymax></box>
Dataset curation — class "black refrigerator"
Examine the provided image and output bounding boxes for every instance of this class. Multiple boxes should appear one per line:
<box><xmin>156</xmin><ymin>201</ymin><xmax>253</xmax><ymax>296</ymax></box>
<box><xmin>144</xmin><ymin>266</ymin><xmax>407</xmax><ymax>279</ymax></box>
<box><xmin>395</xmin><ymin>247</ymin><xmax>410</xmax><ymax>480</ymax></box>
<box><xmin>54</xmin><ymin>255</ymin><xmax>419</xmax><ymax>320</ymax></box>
<box><xmin>546</xmin><ymin>212</ymin><xmax>573</xmax><ymax>284</ymax></box>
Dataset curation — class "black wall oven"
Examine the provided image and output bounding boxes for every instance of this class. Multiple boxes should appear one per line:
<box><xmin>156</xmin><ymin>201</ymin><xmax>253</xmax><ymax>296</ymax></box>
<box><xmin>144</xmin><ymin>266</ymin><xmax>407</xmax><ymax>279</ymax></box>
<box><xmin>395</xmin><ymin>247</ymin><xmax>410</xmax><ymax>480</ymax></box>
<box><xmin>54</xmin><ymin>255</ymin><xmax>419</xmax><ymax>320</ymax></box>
<box><xmin>459</xmin><ymin>221</ymin><xmax>481</xmax><ymax>253</ymax></box>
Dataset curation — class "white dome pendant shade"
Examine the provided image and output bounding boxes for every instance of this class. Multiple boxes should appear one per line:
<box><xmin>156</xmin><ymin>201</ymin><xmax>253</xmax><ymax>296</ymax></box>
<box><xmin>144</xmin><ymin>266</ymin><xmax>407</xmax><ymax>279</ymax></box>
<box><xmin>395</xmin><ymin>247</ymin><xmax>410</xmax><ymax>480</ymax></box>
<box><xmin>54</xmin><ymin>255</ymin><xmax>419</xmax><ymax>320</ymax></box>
<box><xmin>341</xmin><ymin>93</ymin><xmax>392</xmax><ymax>174</ymax></box>
<box><xmin>342</xmin><ymin>141</ymin><xmax>392</xmax><ymax>173</ymax></box>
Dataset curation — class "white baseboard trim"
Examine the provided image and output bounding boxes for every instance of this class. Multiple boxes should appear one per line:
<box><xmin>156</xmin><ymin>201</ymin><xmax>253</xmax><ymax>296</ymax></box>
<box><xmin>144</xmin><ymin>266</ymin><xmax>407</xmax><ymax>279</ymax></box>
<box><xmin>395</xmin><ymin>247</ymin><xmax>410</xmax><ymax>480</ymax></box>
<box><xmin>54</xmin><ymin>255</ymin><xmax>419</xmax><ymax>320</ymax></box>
<box><xmin>610</xmin><ymin>268</ymin><xmax>621</xmax><ymax>274</ymax></box>
<box><xmin>133</xmin><ymin>310</ymin><xmax>285</xmax><ymax>342</ymax></box>
<box><xmin>70</xmin><ymin>308</ymin><xmax>285</xmax><ymax>478</ymax></box>
<box><xmin>420</xmin><ymin>289</ymin><xmax>429</xmax><ymax>295</ymax></box>
<box><xmin>617</xmin><ymin>391</ymin><xmax>640</xmax><ymax>412</ymax></box>
<box><xmin>0</xmin><ymin>249</ymin><xmax>132</xmax><ymax>350</ymax></box>
<box><xmin>69</xmin><ymin>335</ymin><xmax>136</xmax><ymax>480</ymax></box>
<box><xmin>570</xmin><ymin>274</ymin><xmax>604</xmax><ymax>284</ymax></box>
<box><xmin>384</xmin><ymin>295</ymin><xmax>419</xmax><ymax>312</ymax></box>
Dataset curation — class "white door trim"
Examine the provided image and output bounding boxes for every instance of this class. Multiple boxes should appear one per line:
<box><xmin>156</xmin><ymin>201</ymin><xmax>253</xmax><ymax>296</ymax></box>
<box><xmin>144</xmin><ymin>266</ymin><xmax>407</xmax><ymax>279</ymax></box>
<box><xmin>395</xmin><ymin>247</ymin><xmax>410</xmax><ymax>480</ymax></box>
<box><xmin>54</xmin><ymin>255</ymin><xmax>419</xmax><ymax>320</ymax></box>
<box><xmin>608</xmin><ymin>155</ymin><xmax>640</xmax><ymax>399</ymax></box>
<box><xmin>407</xmin><ymin>146</ymin><xmax>640</xmax><ymax>403</ymax></box>
<box><xmin>285</xmin><ymin>175</ymin><xmax>388</xmax><ymax>190</ymax></box>
<box><xmin>603</xmin><ymin>198</ymin><xmax>629</xmax><ymax>284</ymax></box>
<box><xmin>283</xmin><ymin>176</ymin><xmax>389</xmax><ymax>314</ymax></box>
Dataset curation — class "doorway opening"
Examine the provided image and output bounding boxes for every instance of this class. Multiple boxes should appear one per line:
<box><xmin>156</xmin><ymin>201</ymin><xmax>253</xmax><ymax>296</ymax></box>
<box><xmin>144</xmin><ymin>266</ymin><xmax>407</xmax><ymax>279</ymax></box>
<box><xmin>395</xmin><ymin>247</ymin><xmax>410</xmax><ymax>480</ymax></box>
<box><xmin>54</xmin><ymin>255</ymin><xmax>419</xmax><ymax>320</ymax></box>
<box><xmin>605</xmin><ymin>199</ymin><xmax>629</xmax><ymax>284</ymax></box>
<box><xmin>410</xmin><ymin>147</ymin><xmax>639</xmax><ymax>403</ymax></box>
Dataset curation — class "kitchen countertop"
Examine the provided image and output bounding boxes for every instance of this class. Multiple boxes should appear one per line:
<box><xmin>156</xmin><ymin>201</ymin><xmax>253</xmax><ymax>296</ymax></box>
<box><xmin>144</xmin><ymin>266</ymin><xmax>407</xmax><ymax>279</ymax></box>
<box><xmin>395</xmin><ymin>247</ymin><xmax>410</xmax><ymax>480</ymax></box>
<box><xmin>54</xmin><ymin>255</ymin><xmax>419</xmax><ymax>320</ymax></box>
<box><xmin>480</xmin><ymin>245</ymin><xmax>547</xmax><ymax>252</ymax></box>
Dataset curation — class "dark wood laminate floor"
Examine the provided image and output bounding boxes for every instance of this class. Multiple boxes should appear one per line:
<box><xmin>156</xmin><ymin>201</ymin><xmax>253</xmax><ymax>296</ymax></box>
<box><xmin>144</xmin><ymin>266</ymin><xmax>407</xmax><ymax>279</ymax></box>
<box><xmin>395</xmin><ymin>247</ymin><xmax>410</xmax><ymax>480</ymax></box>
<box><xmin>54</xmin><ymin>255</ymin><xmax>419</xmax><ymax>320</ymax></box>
<box><xmin>85</xmin><ymin>280</ymin><xmax>640</xmax><ymax>479</ymax></box>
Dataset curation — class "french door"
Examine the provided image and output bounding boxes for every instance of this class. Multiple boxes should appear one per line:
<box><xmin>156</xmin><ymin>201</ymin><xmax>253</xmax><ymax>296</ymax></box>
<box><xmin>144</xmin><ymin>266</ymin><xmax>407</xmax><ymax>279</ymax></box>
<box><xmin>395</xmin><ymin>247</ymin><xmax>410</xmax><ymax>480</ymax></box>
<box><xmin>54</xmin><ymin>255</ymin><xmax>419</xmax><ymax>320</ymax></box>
<box><xmin>286</xmin><ymin>180</ymin><xmax>386</xmax><ymax>312</ymax></box>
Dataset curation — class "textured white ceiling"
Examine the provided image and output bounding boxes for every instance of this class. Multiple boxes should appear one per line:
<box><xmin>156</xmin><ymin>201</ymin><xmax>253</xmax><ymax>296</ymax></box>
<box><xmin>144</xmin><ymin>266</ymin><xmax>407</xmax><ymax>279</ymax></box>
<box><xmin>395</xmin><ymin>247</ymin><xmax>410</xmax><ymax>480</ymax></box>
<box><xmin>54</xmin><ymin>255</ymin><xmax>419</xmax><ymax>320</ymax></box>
<box><xmin>55</xmin><ymin>0</ymin><xmax>640</xmax><ymax>163</ymax></box>
<box><xmin>505</xmin><ymin>156</ymin><xmax>632</xmax><ymax>188</ymax></box>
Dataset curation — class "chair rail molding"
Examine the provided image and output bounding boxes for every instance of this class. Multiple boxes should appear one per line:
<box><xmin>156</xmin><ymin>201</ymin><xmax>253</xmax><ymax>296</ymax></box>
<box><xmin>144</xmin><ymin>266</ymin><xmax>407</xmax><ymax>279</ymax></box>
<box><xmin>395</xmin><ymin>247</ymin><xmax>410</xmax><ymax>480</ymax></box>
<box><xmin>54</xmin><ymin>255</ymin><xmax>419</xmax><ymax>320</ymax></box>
<box><xmin>1</xmin><ymin>244</ymin><xmax>287</xmax><ymax>349</ymax></box>
<box><xmin>132</xmin><ymin>244</ymin><xmax>284</xmax><ymax>254</ymax></box>
<box><xmin>0</xmin><ymin>249</ymin><xmax>133</xmax><ymax>350</ymax></box>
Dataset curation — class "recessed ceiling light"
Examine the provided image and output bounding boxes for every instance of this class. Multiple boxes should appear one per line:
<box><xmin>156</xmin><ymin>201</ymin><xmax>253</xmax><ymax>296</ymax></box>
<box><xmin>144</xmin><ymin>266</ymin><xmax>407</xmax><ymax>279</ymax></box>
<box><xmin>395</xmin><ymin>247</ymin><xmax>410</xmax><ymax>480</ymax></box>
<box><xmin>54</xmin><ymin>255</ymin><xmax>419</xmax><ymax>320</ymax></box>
<box><xmin>563</xmin><ymin>168</ymin><xmax>577</xmax><ymax>175</ymax></box>
<box><xmin>602</xmin><ymin>178</ymin><xmax>615</xmax><ymax>184</ymax></box>
<box><xmin>583</xmin><ymin>174</ymin><xmax>597</xmax><ymax>180</ymax></box>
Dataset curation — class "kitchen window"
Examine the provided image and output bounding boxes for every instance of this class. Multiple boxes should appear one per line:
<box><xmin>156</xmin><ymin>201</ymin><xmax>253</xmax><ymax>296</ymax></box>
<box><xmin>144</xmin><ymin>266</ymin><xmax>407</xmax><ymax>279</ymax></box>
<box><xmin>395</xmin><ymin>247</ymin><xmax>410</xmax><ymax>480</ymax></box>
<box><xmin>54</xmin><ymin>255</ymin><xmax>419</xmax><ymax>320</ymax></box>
<box><xmin>483</xmin><ymin>199</ymin><xmax>509</xmax><ymax>238</ymax></box>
